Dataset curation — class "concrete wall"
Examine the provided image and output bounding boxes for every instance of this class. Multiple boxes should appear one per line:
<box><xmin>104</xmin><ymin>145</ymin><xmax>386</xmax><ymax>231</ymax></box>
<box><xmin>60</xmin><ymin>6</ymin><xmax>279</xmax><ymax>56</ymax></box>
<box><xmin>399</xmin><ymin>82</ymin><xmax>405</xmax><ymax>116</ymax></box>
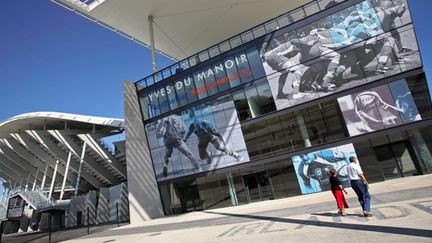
<box><xmin>39</xmin><ymin>211</ymin><xmax>64</xmax><ymax>231</ymax></box>
<box><xmin>124</xmin><ymin>81</ymin><xmax>164</xmax><ymax>223</ymax></box>
<box><xmin>2</xmin><ymin>220</ymin><xmax>20</xmax><ymax>234</ymax></box>
<box><xmin>66</xmin><ymin>191</ymin><xmax>96</xmax><ymax>227</ymax></box>
<box><xmin>18</xmin><ymin>207</ymin><xmax>33</xmax><ymax>232</ymax></box>
<box><xmin>96</xmin><ymin>187</ymin><xmax>110</xmax><ymax>224</ymax></box>
<box><xmin>108</xmin><ymin>183</ymin><xmax>129</xmax><ymax>222</ymax></box>
<box><xmin>96</xmin><ymin>183</ymin><xmax>130</xmax><ymax>224</ymax></box>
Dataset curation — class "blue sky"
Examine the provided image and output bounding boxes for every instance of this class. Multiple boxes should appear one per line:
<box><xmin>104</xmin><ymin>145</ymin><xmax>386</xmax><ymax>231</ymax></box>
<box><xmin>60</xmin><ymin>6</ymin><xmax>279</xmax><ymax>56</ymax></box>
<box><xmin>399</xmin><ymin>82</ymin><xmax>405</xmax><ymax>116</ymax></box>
<box><xmin>0</xmin><ymin>0</ymin><xmax>431</xmax><ymax>123</ymax></box>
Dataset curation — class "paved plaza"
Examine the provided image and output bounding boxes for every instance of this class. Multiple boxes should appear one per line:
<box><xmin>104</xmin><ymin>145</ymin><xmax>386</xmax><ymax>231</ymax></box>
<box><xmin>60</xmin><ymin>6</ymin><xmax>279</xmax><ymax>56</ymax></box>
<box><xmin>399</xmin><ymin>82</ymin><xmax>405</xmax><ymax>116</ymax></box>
<box><xmin>3</xmin><ymin>174</ymin><xmax>432</xmax><ymax>243</ymax></box>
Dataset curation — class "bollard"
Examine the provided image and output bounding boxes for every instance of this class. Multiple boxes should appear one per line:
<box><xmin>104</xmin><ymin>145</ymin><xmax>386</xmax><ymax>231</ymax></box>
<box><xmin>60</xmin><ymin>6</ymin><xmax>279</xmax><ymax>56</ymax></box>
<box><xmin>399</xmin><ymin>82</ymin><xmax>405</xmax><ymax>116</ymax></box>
<box><xmin>87</xmin><ymin>208</ymin><xmax>90</xmax><ymax>235</ymax></box>
<box><xmin>48</xmin><ymin>213</ymin><xmax>52</xmax><ymax>243</ymax></box>
<box><xmin>116</xmin><ymin>202</ymin><xmax>119</xmax><ymax>227</ymax></box>
<box><xmin>0</xmin><ymin>220</ymin><xmax>3</xmax><ymax>243</ymax></box>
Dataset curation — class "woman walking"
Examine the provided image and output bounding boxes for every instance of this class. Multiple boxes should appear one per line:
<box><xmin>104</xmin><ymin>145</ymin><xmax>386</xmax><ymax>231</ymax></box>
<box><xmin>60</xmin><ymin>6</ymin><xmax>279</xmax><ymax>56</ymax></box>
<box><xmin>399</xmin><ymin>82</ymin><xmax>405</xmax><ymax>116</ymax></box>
<box><xmin>329</xmin><ymin>168</ymin><xmax>349</xmax><ymax>215</ymax></box>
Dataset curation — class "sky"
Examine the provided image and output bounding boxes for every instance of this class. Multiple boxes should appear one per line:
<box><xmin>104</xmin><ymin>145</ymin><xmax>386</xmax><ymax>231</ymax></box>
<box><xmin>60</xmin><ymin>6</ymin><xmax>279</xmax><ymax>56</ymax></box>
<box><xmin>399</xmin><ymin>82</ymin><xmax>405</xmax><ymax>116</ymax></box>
<box><xmin>0</xmin><ymin>0</ymin><xmax>431</xmax><ymax>121</ymax></box>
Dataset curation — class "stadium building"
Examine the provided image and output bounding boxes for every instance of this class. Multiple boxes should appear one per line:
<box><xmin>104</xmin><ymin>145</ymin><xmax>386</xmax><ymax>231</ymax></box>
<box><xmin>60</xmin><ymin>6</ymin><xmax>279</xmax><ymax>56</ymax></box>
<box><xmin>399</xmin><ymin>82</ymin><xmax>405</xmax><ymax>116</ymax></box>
<box><xmin>0</xmin><ymin>0</ymin><xmax>431</xmax><ymax>232</ymax></box>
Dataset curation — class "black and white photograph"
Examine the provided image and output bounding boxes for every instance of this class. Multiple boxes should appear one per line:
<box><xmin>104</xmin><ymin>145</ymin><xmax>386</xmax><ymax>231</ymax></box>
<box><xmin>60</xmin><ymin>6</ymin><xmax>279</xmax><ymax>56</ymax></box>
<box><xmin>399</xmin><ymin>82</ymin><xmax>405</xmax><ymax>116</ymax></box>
<box><xmin>337</xmin><ymin>79</ymin><xmax>421</xmax><ymax>136</ymax></box>
<box><xmin>145</xmin><ymin>96</ymin><xmax>250</xmax><ymax>181</ymax></box>
<box><xmin>259</xmin><ymin>0</ymin><xmax>421</xmax><ymax>111</ymax></box>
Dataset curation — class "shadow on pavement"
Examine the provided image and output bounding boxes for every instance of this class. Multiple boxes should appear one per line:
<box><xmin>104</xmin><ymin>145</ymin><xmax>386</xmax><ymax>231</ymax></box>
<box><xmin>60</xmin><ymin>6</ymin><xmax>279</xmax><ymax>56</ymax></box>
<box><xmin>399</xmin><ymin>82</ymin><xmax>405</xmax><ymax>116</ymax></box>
<box><xmin>310</xmin><ymin>212</ymin><xmax>359</xmax><ymax>217</ymax></box>
<box><xmin>205</xmin><ymin>211</ymin><xmax>432</xmax><ymax>238</ymax></box>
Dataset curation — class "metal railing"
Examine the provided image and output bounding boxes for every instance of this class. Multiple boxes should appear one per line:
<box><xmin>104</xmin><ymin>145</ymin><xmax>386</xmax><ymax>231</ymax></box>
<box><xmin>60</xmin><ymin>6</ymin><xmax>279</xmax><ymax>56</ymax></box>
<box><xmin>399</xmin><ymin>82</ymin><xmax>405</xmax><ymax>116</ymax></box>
<box><xmin>6</xmin><ymin>186</ymin><xmax>66</xmax><ymax>210</ymax></box>
<box><xmin>135</xmin><ymin>0</ymin><xmax>346</xmax><ymax>90</ymax></box>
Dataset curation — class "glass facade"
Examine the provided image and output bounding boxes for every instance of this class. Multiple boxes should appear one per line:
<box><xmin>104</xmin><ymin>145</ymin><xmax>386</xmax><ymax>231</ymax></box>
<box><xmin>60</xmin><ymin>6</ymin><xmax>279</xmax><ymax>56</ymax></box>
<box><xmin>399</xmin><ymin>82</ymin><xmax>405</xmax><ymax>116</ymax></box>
<box><xmin>134</xmin><ymin>0</ymin><xmax>432</xmax><ymax>215</ymax></box>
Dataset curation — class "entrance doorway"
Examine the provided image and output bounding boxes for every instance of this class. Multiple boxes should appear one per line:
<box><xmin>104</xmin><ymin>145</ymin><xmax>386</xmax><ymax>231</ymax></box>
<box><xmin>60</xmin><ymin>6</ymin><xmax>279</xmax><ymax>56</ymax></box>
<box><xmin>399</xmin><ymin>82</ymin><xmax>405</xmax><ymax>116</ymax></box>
<box><xmin>242</xmin><ymin>172</ymin><xmax>274</xmax><ymax>203</ymax></box>
<box><xmin>374</xmin><ymin>141</ymin><xmax>420</xmax><ymax>179</ymax></box>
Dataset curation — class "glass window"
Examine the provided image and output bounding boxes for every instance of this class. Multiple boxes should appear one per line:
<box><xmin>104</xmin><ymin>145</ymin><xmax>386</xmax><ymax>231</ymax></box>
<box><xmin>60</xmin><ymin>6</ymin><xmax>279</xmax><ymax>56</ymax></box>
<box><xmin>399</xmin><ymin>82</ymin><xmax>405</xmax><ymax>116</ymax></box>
<box><xmin>241</xmin><ymin>31</ymin><xmax>254</xmax><ymax>43</ymax></box>
<box><xmin>407</xmin><ymin>74</ymin><xmax>432</xmax><ymax>119</ymax></box>
<box><xmin>218</xmin><ymin>174</ymin><xmax>231</xmax><ymax>207</ymax></box>
<box><xmin>157</xmin><ymin>87</ymin><xmax>170</xmax><ymax>114</ymax></box>
<box><xmin>213</xmin><ymin>62</ymin><xmax>230</xmax><ymax>92</ymax></box>
<box><xmin>208</xmin><ymin>46</ymin><xmax>220</xmax><ymax>58</ymax></box>
<box><xmin>235</xmin><ymin>52</ymin><xmax>254</xmax><ymax>84</ymax></box>
<box><xmin>174</xmin><ymin>79</ymin><xmax>189</xmax><ymax>107</ymax></box>
<box><xmin>229</xmin><ymin>171</ymin><xmax>248</xmax><ymax>205</ymax></box>
<box><xmin>146</xmin><ymin>76</ymin><xmax>155</xmax><ymax>86</ymax></box>
<box><xmin>204</xmin><ymin>67</ymin><xmax>219</xmax><ymax>97</ymax></box>
<box><xmin>276</xmin><ymin>15</ymin><xmax>291</xmax><ymax>28</ymax></box>
<box><xmin>204</xmin><ymin>176</ymin><xmax>225</xmax><ymax>209</ymax></box>
<box><xmin>279</xmin><ymin>113</ymin><xmax>305</xmax><ymax>151</ymax></box>
<box><xmin>319</xmin><ymin>0</ymin><xmax>341</xmax><ymax>10</ymax></box>
<box><xmin>265</xmin><ymin>160</ymin><xmax>301</xmax><ymax>198</ymax></box>
<box><xmin>193</xmin><ymin>69</ymin><xmax>209</xmax><ymax>100</ymax></box>
<box><xmin>353</xmin><ymin>140</ymin><xmax>384</xmax><ymax>183</ymax></box>
<box><xmin>230</xmin><ymin>36</ymin><xmax>242</xmax><ymax>49</ymax></box>
<box><xmin>219</xmin><ymin>41</ymin><xmax>231</xmax><ymax>53</ymax></box>
<box><xmin>198</xmin><ymin>51</ymin><xmax>210</xmax><ymax>63</ymax></box>
<box><xmin>264</xmin><ymin>20</ymin><xmax>278</xmax><ymax>33</ymax></box>
<box><xmin>188</xmin><ymin>55</ymin><xmax>199</xmax><ymax>67</ymax></box>
<box><xmin>266</xmin><ymin>117</ymin><xmax>290</xmax><ymax>154</ymax></box>
<box><xmin>244</xmin><ymin>85</ymin><xmax>261</xmax><ymax>118</ymax></box>
<box><xmin>407</xmin><ymin>127</ymin><xmax>432</xmax><ymax>173</ymax></box>
<box><xmin>252</xmin><ymin>26</ymin><xmax>266</xmax><ymax>38</ymax></box>
<box><xmin>290</xmin><ymin>8</ymin><xmax>306</xmax><ymax>22</ymax></box>
<box><xmin>162</xmin><ymin>68</ymin><xmax>171</xmax><ymax>80</ymax></box>
<box><xmin>139</xmin><ymin>95</ymin><xmax>150</xmax><ymax>120</ymax></box>
<box><xmin>224</xmin><ymin>57</ymin><xmax>241</xmax><ymax>88</ymax></box>
<box><xmin>256</xmin><ymin>81</ymin><xmax>276</xmax><ymax>114</ymax></box>
<box><xmin>184</xmin><ymin>76</ymin><xmax>199</xmax><ymax>103</ymax></box>
<box><xmin>254</xmin><ymin>122</ymin><xmax>273</xmax><ymax>157</ymax></box>
<box><xmin>196</xmin><ymin>177</ymin><xmax>212</xmax><ymax>210</ymax></box>
<box><xmin>246</xmin><ymin>47</ymin><xmax>266</xmax><ymax>80</ymax></box>
<box><xmin>166</xmin><ymin>83</ymin><xmax>178</xmax><ymax>110</ymax></box>
<box><xmin>233</xmin><ymin>90</ymin><xmax>251</xmax><ymax>121</ymax></box>
<box><xmin>242</xmin><ymin>124</ymin><xmax>259</xmax><ymax>159</ymax></box>
<box><xmin>320</xmin><ymin>101</ymin><xmax>347</xmax><ymax>141</ymax></box>
<box><xmin>304</xmin><ymin>2</ymin><xmax>320</xmax><ymax>16</ymax></box>
<box><xmin>148</xmin><ymin>91</ymin><xmax>161</xmax><ymax>117</ymax></box>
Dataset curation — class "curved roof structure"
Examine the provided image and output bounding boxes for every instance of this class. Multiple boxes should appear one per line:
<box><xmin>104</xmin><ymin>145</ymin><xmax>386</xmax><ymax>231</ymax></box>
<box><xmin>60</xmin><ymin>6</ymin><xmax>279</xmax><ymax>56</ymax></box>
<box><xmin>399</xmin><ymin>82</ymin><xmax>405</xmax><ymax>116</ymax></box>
<box><xmin>0</xmin><ymin>112</ymin><xmax>126</xmax><ymax>199</ymax></box>
<box><xmin>50</xmin><ymin>0</ymin><xmax>317</xmax><ymax>61</ymax></box>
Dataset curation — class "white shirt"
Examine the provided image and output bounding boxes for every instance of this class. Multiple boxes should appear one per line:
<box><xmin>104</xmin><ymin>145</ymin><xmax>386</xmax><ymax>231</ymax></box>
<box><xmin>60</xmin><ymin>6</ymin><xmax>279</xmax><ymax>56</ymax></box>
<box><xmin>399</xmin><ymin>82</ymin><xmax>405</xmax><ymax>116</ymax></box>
<box><xmin>347</xmin><ymin>163</ymin><xmax>364</xmax><ymax>180</ymax></box>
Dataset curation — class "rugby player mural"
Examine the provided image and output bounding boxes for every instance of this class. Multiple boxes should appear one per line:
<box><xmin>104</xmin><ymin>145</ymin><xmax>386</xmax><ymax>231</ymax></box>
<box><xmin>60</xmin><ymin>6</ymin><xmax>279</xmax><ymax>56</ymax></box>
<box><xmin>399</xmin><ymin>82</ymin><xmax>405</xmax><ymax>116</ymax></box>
<box><xmin>292</xmin><ymin>144</ymin><xmax>358</xmax><ymax>194</ymax></box>
<box><xmin>337</xmin><ymin>79</ymin><xmax>421</xmax><ymax>136</ymax></box>
<box><xmin>259</xmin><ymin>0</ymin><xmax>421</xmax><ymax>110</ymax></box>
<box><xmin>145</xmin><ymin>96</ymin><xmax>249</xmax><ymax>181</ymax></box>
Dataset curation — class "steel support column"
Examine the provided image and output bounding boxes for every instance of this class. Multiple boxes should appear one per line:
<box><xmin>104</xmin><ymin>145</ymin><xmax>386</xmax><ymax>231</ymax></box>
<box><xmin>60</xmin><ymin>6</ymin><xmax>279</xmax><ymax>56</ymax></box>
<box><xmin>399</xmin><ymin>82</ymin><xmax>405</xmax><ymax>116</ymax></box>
<box><xmin>40</xmin><ymin>163</ymin><xmax>49</xmax><ymax>190</ymax></box>
<box><xmin>148</xmin><ymin>15</ymin><xmax>157</xmax><ymax>74</ymax></box>
<box><xmin>32</xmin><ymin>168</ymin><xmax>40</xmax><ymax>191</ymax></box>
<box><xmin>48</xmin><ymin>160</ymin><xmax>59</xmax><ymax>199</ymax></box>
<box><xmin>59</xmin><ymin>151</ymin><xmax>72</xmax><ymax>200</ymax></box>
<box><xmin>25</xmin><ymin>173</ymin><xmax>31</xmax><ymax>191</ymax></box>
<box><xmin>74</xmin><ymin>142</ymin><xmax>87</xmax><ymax>196</ymax></box>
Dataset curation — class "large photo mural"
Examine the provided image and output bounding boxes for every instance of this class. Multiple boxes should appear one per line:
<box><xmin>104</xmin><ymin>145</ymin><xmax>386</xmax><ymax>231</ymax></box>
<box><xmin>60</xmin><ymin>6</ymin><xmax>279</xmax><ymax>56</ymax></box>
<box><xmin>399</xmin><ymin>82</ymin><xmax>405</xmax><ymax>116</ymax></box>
<box><xmin>260</xmin><ymin>0</ymin><xmax>421</xmax><ymax>110</ymax></box>
<box><xmin>140</xmin><ymin>0</ymin><xmax>423</xmax><ymax>181</ymax></box>
<box><xmin>145</xmin><ymin>95</ymin><xmax>250</xmax><ymax>181</ymax></box>
<box><xmin>337</xmin><ymin>79</ymin><xmax>421</xmax><ymax>136</ymax></box>
<box><xmin>292</xmin><ymin>143</ymin><xmax>358</xmax><ymax>194</ymax></box>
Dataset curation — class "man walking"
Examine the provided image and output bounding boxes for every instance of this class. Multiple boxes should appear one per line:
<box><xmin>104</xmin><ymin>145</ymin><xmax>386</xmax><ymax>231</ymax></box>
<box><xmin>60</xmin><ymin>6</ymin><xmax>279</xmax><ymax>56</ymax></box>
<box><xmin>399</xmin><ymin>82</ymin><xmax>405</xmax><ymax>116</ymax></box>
<box><xmin>347</xmin><ymin>156</ymin><xmax>373</xmax><ymax>217</ymax></box>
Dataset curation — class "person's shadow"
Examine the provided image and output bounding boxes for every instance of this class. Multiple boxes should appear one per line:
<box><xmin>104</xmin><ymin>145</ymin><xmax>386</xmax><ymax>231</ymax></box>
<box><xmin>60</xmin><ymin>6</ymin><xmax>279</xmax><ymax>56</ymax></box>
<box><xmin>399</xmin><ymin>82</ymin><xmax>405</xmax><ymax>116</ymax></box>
<box><xmin>311</xmin><ymin>212</ymin><xmax>358</xmax><ymax>217</ymax></box>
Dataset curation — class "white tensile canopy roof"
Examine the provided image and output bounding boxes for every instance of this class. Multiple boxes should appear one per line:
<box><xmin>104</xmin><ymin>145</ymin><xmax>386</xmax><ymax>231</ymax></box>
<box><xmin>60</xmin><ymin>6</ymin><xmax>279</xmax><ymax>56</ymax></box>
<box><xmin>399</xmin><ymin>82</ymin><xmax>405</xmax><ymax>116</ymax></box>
<box><xmin>51</xmin><ymin>0</ymin><xmax>315</xmax><ymax>62</ymax></box>
<box><xmin>0</xmin><ymin>112</ymin><xmax>126</xmax><ymax>195</ymax></box>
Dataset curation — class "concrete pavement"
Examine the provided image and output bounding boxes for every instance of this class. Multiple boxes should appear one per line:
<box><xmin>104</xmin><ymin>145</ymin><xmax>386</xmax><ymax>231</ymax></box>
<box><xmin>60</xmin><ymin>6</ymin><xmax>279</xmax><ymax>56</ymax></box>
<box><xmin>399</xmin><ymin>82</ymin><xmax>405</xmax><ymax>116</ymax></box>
<box><xmin>63</xmin><ymin>174</ymin><xmax>432</xmax><ymax>243</ymax></box>
<box><xmin>3</xmin><ymin>174</ymin><xmax>432</xmax><ymax>242</ymax></box>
